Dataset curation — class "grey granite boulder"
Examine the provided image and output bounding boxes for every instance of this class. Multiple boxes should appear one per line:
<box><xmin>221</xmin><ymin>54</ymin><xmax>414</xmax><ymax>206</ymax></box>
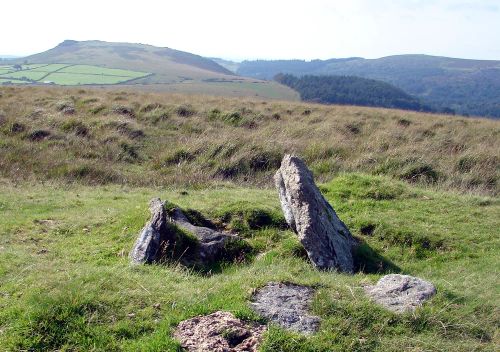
<box><xmin>174</xmin><ymin>311</ymin><xmax>266</xmax><ymax>351</ymax></box>
<box><xmin>274</xmin><ymin>154</ymin><xmax>356</xmax><ymax>272</ymax></box>
<box><xmin>250</xmin><ymin>282</ymin><xmax>320</xmax><ymax>334</ymax></box>
<box><xmin>364</xmin><ymin>274</ymin><xmax>437</xmax><ymax>313</ymax></box>
<box><xmin>170</xmin><ymin>207</ymin><xmax>242</xmax><ymax>264</ymax></box>
<box><xmin>129</xmin><ymin>198</ymin><xmax>170</xmax><ymax>264</ymax></box>
<box><xmin>130</xmin><ymin>199</ymin><xmax>246</xmax><ymax>267</ymax></box>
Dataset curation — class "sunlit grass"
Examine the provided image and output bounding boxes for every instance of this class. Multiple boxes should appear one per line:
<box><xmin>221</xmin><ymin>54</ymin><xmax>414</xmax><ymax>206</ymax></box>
<box><xmin>0</xmin><ymin>174</ymin><xmax>498</xmax><ymax>351</ymax></box>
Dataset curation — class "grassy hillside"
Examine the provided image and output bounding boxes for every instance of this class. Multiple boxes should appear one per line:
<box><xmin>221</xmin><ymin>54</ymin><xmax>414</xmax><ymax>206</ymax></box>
<box><xmin>0</xmin><ymin>86</ymin><xmax>498</xmax><ymax>351</ymax></box>
<box><xmin>12</xmin><ymin>40</ymin><xmax>297</xmax><ymax>100</ymax></box>
<box><xmin>236</xmin><ymin>55</ymin><xmax>500</xmax><ymax>118</ymax></box>
<box><xmin>21</xmin><ymin>40</ymin><xmax>233</xmax><ymax>78</ymax></box>
<box><xmin>0</xmin><ymin>86</ymin><xmax>498</xmax><ymax>195</ymax></box>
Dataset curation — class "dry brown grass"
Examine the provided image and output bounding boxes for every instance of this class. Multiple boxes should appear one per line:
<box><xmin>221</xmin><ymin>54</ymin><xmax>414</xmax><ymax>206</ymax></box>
<box><xmin>0</xmin><ymin>86</ymin><xmax>498</xmax><ymax>195</ymax></box>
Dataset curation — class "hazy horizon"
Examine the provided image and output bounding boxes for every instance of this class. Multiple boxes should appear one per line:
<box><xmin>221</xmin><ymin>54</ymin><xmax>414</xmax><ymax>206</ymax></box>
<box><xmin>1</xmin><ymin>0</ymin><xmax>499</xmax><ymax>61</ymax></box>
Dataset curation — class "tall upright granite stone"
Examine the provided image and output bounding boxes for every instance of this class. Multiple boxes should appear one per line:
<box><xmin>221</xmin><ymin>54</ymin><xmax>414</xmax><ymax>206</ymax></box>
<box><xmin>274</xmin><ymin>154</ymin><xmax>356</xmax><ymax>272</ymax></box>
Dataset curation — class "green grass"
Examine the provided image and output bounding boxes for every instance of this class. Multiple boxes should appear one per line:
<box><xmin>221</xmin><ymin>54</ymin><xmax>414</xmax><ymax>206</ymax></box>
<box><xmin>0</xmin><ymin>64</ymin><xmax>48</xmax><ymax>73</ymax></box>
<box><xmin>27</xmin><ymin>63</ymin><xmax>72</xmax><ymax>72</ymax></box>
<box><xmin>207</xmin><ymin>81</ymin><xmax>300</xmax><ymax>99</ymax></box>
<box><xmin>41</xmin><ymin>72</ymin><xmax>138</xmax><ymax>85</ymax></box>
<box><xmin>0</xmin><ymin>70</ymin><xmax>51</xmax><ymax>81</ymax></box>
<box><xmin>58</xmin><ymin>65</ymin><xmax>149</xmax><ymax>78</ymax></box>
<box><xmin>0</xmin><ymin>174</ymin><xmax>498</xmax><ymax>351</ymax></box>
<box><xmin>139</xmin><ymin>80</ymin><xmax>299</xmax><ymax>100</ymax></box>
<box><xmin>0</xmin><ymin>78</ymin><xmax>30</xmax><ymax>84</ymax></box>
<box><xmin>16</xmin><ymin>64</ymin><xmax>50</xmax><ymax>70</ymax></box>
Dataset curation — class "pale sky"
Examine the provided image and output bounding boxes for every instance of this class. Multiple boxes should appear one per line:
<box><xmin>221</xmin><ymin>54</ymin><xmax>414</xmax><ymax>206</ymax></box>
<box><xmin>1</xmin><ymin>0</ymin><xmax>499</xmax><ymax>60</ymax></box>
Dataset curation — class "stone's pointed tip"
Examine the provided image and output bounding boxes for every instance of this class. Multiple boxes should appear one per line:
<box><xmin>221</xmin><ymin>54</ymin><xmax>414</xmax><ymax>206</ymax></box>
<box><xmin>148</xmin><ymin>197</ymin><xmax>164</xmax><ymax>209</ymax></box>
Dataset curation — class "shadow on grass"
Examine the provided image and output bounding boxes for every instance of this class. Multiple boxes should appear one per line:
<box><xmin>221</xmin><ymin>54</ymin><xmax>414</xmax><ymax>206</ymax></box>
<box><xmin>353</xmin><ymin>240</ymin><xmax>401</xmax><ymax>274</ymax></box>
<box><xmin>156</xmin><ymin>222</ymin><xmax>255</xmax><ymax>277</ymax></box>
<box><xmin>281</xmin><ymin>236</ymin><xmax>400</xmax><ymax>274</ymax></box>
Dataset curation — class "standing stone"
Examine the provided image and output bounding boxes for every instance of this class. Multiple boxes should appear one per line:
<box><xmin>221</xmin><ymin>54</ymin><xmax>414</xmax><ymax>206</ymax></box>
<box><xmin>129</xmin><ymin>198</ymin><xmax>168</xmax><ymax>264</ymax></box>
<box><xmin>274</xmin><ymin>154</ymin><xmax>356</xmax><ymax>272</ymax></box>
<box><xmin>364</xmin><ymin>274</ymin><xmax>437</xmax><ymax>313</ymax></box>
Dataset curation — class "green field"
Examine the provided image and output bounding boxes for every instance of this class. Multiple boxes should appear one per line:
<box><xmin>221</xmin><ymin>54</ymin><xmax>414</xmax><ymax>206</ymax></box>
<box><xmin>0</xmin><ymin>64</ymin><xmax>48</xmax><ymax>73</ymax></box>
<box><xmin>0</xmin><ymin>78</ymin><xmax>29</xmax><ymax>84</ymax></box>
<box><xmin>17</xmin><ymin>64</ymin><xmax>50</xmax><ymax>70</ymax></box>
<box><xmin>1</xmin><ymin>70</ymin><xmax>51</xmax><ymax>81</ymax></box>
<box><xmin>41</xmin><ymin>72</ymin><xmax>135</xmax><ymax>85</ymax></box>
<box><xmin>30</xmin><ymin>63</ymin><xmax>72</xmax><ymax>71</ymax></box>
<box><xmin>0</xmin><ymin>64</ymin><xmax>150</xmax><ymax>85</ymax></box>
<box><xmin>2</xmin><ymin>41</ymin><xmax>300</xmax><ymax>100</ymax></box>
<box><xmin>0</xmin><ymin>68</ymin><xmax>14</xmax><ymax>75</ymax></box>
<box><xmin>59</xmin><ymin>65</ymin><xmax>149</xmax><ymax>78</ymax></box>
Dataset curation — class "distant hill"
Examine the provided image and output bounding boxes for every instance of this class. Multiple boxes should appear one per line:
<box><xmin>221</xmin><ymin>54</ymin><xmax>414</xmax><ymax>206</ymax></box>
<box><xmin>275</xmin><ymin>73</ymin><xmax>432</xmax><ymax>112</ymax></box>
<box><xmin>236</xmin><ymin>55</ymin><xmax>500</xmax><ymax>118</ymax></box>
<box><xmin>10</xmin><ymin>40</ymin><xmax>298</xmax><ymax>100</ymax></box>
<box><xmin>236</xmin><ymin>58</ymin><xmax>361</xmax><ymax>77</ymax></box>
<box><xmin>17</xmin><ymin>40</ymin><xmax>234</xmax><ymax>83</ymax></box>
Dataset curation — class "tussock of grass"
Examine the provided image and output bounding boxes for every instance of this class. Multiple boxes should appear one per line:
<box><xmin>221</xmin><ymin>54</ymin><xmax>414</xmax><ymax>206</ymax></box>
<box><xmin>0</xmin><ymin>86</ymin><xmax>498</xmax><ymax>195</ymax></box>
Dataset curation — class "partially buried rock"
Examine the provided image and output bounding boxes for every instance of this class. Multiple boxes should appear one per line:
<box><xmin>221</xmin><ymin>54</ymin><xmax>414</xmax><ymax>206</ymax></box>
<box><xmin>174</xmin><ymin>311</ymin><xmax>266</xmax><ymax>352</ymax></box>
<box><xmin>170</xmin><ymin>208</ymin><xmax>240</xmax><ymax>265</ymax></box>
<box><xmin>250</xmin><ymin>282</ymin><xmax>320</xmax><ymax>334</ymax></box>
<box><xmin>129</xmin><ymin>199</ymin><xmax>247</xmax><ymax>268</ymax></box>
<box><xmin>129</xmin><ymin>198</ymin><xmax>170</xmax><ymax>264</ymax></box>
<box><xmin>364</xmin><ymin>274</ymin><xmax>436</xmax><ymax>313</ymax></box>
<box><xmin>274</xmin><ymin>154</ymin><xmax>356</xmax><ymax>273</ymax></box>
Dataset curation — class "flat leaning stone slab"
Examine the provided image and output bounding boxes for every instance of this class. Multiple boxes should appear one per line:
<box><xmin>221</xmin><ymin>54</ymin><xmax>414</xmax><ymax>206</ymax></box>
<box><xmin>364</xmin><ymin>274</ymin><xmax>436</xmax><ymax>313</ymax></box>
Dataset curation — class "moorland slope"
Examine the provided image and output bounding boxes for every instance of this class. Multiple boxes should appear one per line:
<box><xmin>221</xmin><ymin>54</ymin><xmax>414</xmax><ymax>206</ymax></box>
<box><xmin>0</xmin><ymin>86</ymin><xmax>498</xmax><ymax>195</ymax></box>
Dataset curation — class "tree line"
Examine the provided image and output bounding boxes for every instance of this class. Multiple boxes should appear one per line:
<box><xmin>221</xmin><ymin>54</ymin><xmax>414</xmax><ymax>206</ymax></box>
<box><xmin>275</xmin><ymin>73</ymin><xmax>433</xmax><ymax>112</ymax></box>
